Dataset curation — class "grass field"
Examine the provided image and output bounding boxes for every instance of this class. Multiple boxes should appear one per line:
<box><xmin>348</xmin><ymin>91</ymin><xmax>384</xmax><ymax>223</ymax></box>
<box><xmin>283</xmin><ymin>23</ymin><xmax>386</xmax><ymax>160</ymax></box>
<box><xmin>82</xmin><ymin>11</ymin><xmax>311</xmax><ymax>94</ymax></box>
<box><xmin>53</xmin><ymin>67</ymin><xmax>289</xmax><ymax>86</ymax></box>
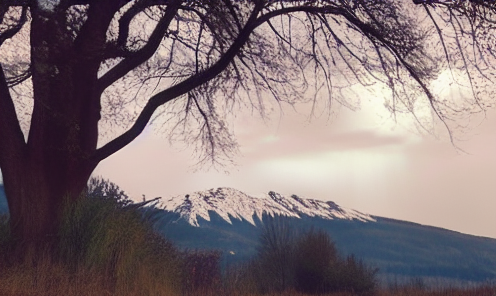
<box><xmin>1</xmin><ymin>180</ymin><xmax>494</xmax><ymax>296</ymax></box>
<box><xmin>0</xmin><ymin>269</ymin><xmax>495</xmax><ymax>296</ymax></box>
<box><xmin>0</xmin><ymin>253</ymin><xmax>494</xmax><ymax>296</ymax></box>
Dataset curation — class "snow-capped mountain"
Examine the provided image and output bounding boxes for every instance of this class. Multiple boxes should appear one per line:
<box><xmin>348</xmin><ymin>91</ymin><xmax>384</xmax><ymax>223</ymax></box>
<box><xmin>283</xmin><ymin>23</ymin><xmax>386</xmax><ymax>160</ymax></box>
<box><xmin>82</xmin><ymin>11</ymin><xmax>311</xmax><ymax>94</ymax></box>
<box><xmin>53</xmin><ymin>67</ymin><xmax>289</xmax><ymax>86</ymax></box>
<box><xmin>159</xmin><ymin>187</ymin><xmax>375</xmax><ymax>227</ymax></box>
<box><xmin>153</xmin><ymin>187</ymin><xmax>496</xmax><ymax>286</ymax></box>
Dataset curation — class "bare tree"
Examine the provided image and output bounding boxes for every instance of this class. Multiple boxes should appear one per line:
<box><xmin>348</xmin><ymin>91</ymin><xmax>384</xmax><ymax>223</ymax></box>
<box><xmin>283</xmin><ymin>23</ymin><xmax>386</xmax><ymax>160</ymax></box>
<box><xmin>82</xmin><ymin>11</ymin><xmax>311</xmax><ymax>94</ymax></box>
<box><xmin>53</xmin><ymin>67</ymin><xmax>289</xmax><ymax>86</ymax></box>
<box><xmin>0</xmin><ymin>0</ymin><xmax>494</xmax><ymax>251</ymax></box>
<box><xmin>257</xmin><ymin>215</ymin><xmax>297</xmax><ymax>292</ymax></box>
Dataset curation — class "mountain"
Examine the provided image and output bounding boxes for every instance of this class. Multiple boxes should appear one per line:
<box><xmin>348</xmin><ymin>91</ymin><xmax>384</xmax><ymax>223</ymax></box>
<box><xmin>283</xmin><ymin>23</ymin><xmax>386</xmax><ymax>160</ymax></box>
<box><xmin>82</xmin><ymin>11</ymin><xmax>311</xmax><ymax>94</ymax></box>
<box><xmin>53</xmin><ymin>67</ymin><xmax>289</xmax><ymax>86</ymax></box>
<box><xmin>153</xmin><ymin>187</ymin><xmax>496</xmax><ymax>287</ymax></box>
<box><xmin>0</xmin><ymin>185</ymin><xmax>6</xmax><ymax>214</ymax></box>
<box><xmin>160</xmin><ymin>187</ymin><xmax>375</xmax><ymax>226</ymax></box>
<box><xmin>1</xmin><ymin>185</ymin><xmax>496</xmax><ymax>287</ymax></box>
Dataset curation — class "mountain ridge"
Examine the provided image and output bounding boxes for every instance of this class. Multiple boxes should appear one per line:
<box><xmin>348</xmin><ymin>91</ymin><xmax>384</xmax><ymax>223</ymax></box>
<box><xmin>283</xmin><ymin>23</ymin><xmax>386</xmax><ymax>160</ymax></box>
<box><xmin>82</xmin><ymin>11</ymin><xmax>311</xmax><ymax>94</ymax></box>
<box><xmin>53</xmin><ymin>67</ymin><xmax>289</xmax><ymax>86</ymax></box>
<box><xmin>0</xmin><ymin>184</ymin><xmax>6</xmax><ymax>214</ymax></box>
<box><xmin>151</xmin><ymin>187</ymin><xmax>496</xmax><ymax>286</ymax></box>
<box><xmin>2</xmin><ymin>184</ymin><xmax>496</xmax><ymax>285</ymax></box>
<box><xmin>159</xmin><ymin>187</ymin><xmax>375</xmax><ymax>227</ymax></box>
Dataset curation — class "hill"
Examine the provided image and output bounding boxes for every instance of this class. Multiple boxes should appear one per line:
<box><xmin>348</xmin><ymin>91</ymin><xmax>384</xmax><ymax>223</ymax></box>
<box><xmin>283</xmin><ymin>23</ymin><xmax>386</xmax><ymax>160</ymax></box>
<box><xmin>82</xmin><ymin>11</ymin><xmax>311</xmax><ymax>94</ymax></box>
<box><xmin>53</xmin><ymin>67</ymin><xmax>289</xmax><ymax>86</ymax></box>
<box><xmin>1</xmin><ymin>185</ymin><xmax>495</xmax><ymax>287</ymax></box>
<box><xmin>153</xmin><ymin>188</ymin><xmax>496</xmax><ymax>287</ymax></box>
<box><xmin>0</xmin><ymin>185</ymin><xmax>6</xmax><ymax>214</ymax></box>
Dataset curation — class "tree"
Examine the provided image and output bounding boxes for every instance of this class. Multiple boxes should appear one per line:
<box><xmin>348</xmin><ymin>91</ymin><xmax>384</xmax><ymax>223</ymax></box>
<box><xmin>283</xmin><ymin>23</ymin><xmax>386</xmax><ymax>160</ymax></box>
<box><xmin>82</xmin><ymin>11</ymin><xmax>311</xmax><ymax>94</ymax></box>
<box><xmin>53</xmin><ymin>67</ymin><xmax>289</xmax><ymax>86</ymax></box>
<box><xmin>250</xmin><ymin>220</ymin><xmax>377</xmax><ymax>295</ymax></box>
<box><xmin>256</xmin><ymin>215</ymin><xmax>296</xmax><ymax>292</ymax></box>
<box><xmin>294</xmin><ymin>229</ymin><xmax>339</xmax><ymax>294</ymax></box>
<box><xmin>0</xmin><ymin>0</ymin><xmax>495</xmax><ymax>251</ymax></box>
<box><xmin>86</xmin><ymin>176</ymin><xmax>132</xmax><ymax>206</ymax></box>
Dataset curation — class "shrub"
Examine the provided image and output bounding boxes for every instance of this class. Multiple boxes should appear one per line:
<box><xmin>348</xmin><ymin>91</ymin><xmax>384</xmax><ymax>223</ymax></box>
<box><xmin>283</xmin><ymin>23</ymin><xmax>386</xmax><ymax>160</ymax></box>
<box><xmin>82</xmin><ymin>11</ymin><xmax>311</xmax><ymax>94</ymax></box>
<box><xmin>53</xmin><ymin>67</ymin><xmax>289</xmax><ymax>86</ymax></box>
<box><xmin>85</xmin><ymin>176</ymin><xmax>132</xmax><ymax>206</ymax></box>
<box><xmin>294</xmin><ymin>229</ymin><xmax>339</xmax><ymax>294</ymax></box>
<box><xmin>181</xmin><ymin>249</ymin><xmax>222</xmax><ymax>295</ymax></box>
<box><xmin>294</xmin><ymin>230</ymin><xmax>377</xmax><ymax>295</ymax></box>
<box><xmin>0</xmin><ymin>177</ymin><xmax>182</xmax><ymax>295</ymax></box>
<box><xmin>57</xmin><ymin>177</ymin><xmax>182</xmax><ymax>293</ymax></box>
<box><xmin>245</xmin><ymin>218</ymin><xmax>377</xmax><ymax>295</ymax></box>
<box><xmin>333</xmin><ymin>254</ymin><xmax>378</xmax><ymax>295</ymax></box>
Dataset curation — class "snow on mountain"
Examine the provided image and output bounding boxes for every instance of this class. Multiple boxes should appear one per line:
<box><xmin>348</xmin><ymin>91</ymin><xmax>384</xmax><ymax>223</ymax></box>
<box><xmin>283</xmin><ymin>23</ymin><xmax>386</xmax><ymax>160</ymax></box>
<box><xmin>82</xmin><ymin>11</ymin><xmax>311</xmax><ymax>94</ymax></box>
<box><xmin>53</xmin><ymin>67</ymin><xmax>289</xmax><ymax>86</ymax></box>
<box><xmin>159</xmin><ymin>187</ymin><xmax>375</xmax><ymax>227</ymax></box>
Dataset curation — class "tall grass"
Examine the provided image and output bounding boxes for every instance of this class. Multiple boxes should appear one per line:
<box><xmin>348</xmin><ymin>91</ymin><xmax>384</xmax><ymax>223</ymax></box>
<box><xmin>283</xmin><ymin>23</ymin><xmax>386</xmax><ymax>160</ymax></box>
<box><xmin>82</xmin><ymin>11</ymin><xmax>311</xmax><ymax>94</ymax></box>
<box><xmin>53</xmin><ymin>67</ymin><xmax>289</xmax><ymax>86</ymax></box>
<box><xmin>0</xmin><ymin>178</ymin><xmax>182</xmax><ymax>296</ymax></box>
<box><xmin>0</xmin><ymin>178</ymin><xmax>494</xmax><ymax>295</ymax></box>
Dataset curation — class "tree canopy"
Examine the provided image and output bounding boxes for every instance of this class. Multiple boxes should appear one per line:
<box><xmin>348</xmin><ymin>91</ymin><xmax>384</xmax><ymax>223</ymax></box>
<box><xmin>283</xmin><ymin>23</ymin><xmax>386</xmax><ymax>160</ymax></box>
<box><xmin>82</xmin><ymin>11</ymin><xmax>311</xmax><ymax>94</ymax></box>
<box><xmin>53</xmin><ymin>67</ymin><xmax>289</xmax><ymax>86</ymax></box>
<box><xmin>0</xmin><ymin>0</ymin><xmax>495</xmax><ymax>247</ymax></box>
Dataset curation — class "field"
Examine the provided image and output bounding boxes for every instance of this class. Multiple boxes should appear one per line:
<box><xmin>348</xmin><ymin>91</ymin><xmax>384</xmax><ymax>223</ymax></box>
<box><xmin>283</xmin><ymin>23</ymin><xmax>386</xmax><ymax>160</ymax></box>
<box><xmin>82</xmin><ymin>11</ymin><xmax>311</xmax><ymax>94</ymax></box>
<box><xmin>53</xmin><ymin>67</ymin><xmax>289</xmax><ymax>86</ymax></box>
<box><xmin>0</xmin><ymin>264</ymin><xmax>495</xmax><ymax>296</ymax></box>
<box><xmin>1</xmin><ymin>181</ymin><xmax>494</xmax><ymax>296</ymax></box>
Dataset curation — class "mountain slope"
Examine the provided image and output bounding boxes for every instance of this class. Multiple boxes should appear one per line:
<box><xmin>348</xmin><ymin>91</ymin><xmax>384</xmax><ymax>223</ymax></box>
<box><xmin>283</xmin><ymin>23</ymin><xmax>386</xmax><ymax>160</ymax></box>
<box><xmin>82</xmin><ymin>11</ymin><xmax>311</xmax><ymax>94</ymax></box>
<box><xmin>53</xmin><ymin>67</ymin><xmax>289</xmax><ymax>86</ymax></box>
<box><xmin>2</xmin><ymin>185</ymin><xmax>495</xmax><ymax>286</ymax></box>
<box><xmin>0</xmin><ymin>185</ymin><xmax>6</xmax><ymax>214</ymax></box>
<box><xmin>160</xmin><ymin>187</ymin><xmax>374</xmax><ymax>226</ymax></box>
<box><xmin>154</xmin><ymin>187</ymin><xmax>496</xmax><ymax>287</ymax></box>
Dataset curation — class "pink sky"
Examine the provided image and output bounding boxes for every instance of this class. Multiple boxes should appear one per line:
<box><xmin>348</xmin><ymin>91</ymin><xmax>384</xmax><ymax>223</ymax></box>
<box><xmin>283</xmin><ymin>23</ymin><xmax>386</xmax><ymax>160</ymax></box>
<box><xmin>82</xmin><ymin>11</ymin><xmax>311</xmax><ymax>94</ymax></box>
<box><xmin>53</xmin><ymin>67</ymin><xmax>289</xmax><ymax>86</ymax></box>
<box><xmin>0</xmin><ymin>1</ymin><xmax>494</xmax><ymax>241</ymax></box>
<box><xmin>94</xmin><ymin>96</ymin><xmax>496</xmax><ymax>239</ymax></box>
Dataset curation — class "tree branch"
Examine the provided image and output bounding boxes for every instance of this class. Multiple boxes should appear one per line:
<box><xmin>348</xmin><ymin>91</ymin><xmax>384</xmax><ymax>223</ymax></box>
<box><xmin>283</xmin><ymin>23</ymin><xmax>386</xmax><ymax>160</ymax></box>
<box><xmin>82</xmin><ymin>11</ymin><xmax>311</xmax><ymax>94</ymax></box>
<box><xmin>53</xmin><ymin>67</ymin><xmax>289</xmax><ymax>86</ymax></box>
<box><xmin>412</xmin><ymin>0</ymin><xmax>496</xmax><ymax>5</ymax></box>
<box><xmin>0</xmin><ymin>64</ymin><xmax>27</xmax><ymax>170</ymax></box>
<box><xmin>92</xmin><ymin>4</ymin><xmax>262</xmax><ymax>162</ymax></box>
<box><xmin>92</xmin><ymin>4</ymin><xmax>352</xmax><ymax>162</ymax></box>
<box><xmin>0</xmin><ymin>5</ymin><xmax>28</xmax><ymax>47</ymax></box>
<box><xmin>1</xmin><ymin>0</ymin><xmax>30</xmax><ymax>6</ymax></box>
<box><xmin>6</xmin><ymin>66</ymin><xmax>31</xmax><ymax>87</ymax></box>
<box><xmin>3</xmin><ymin>0</ymin><xmax>141</xmax><ymax>7</ymax></box>
<box><xmin>97</xmin><ymin>0</ymin><xmax>182</xmax><ymax>92</ymax></box>
<box><xmin>114</xmin><ymin>0</ymin><xmax>172</xmax><ymax>50</ymax></box>
<box><xmin>73</xmin><ymin>1</ymin><xmax>124</xmax><ymax>58</ymax></box>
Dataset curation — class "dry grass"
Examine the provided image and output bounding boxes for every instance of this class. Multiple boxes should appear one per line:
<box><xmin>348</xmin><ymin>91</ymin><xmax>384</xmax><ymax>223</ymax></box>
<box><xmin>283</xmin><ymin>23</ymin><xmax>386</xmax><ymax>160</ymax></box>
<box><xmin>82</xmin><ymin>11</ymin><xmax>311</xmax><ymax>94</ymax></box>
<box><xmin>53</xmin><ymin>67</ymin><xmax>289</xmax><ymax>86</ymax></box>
<box><xmin>221</xmin><ymin>286</ymin><xmax>496</xmax><ymax>296</ymax></box>
<box><xmin>1</xmin><ymin>181</ymin><xmax>494</xmax><ymax>296</ymax></box>
<box><xmin>0</xmin><ymin>256</ymin><xmax>180</xmax><ymax>296</ymax></box>
<box><xmin>0</xmin><ymin>254</ymin><xmax>495</xmax><ymax>296</ymax></box>
<box><xmin>0</xmin><ymin>185</ymin><xmax>182</xmax><ymax>296</ymax></box>
<box><xmin>378</xmin><ymin>286</ymin><xmax>496</xmax><ymax>296</ymax></box>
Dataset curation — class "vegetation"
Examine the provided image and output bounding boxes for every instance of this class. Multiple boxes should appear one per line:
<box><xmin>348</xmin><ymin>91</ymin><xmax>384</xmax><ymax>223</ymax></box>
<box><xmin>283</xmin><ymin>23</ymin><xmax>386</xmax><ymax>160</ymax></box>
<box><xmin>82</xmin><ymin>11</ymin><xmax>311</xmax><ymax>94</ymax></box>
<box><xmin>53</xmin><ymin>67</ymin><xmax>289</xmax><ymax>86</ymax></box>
<box><xmin>0</xmin><ymin>178</ymin><xmax>495</xmax><ymax>295</ymax></box>
<box><xmin>235</xmin><ymin>217</ymin><xmax>378</xmax><ymax>295</ymax></box>
<box><xmin>1</xmin><ymin>0</ymin><xmax>495</xmax><ymax>293</ymax></box>
<box><xmin>0</xmin><ymin>178</ymin><xmax>182</xmax><ymax>295</ymax></box>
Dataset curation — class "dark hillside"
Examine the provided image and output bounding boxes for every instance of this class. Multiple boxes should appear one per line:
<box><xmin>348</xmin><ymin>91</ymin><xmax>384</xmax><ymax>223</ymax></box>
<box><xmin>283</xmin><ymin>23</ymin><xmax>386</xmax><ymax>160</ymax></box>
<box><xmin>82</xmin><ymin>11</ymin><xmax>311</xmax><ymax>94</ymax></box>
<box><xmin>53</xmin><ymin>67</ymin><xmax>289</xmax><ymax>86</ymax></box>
<box><xmin>2</xmin><ymin>184</ymin><xmax>494</xmax><ymax>287</ymax></box>
<box><xmin>0</xmin><ymin>185</ymin><xmax>6</xmax><ymax>214</ymax></box>
<box><xmin>153</xmin><ymin>210</ymin><xmax>496</xmax><ymax>287</ymax></box>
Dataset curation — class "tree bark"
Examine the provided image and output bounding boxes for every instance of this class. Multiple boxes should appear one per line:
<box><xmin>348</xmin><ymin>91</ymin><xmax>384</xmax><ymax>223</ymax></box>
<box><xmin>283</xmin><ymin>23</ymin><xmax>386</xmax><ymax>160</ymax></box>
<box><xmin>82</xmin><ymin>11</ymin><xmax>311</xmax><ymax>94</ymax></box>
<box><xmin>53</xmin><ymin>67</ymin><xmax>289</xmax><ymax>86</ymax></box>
<box><xmin>0</xmin><ymin>5</ymin><xmax>106</xmax><ymax>254</ymax></box>
<box><xmin>4</xmin><ymin>161</ymin><xmax>94</xmax><ymax>250</ymax></box>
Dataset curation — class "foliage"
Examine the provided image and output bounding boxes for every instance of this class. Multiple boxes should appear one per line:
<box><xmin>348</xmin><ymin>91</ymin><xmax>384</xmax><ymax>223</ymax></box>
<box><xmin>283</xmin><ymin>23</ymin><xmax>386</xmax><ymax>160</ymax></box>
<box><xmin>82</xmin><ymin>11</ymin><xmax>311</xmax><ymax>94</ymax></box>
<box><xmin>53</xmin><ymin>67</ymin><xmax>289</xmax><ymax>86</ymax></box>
<box><xmin>293</xmin><ymin>230</ymin><xmax>377</xmax><ymax>295</ymax></box>
<box><xmin>58</xmin><ymin>178</ymin><xmax>181</xmax><ymax>288</ymax></box>
<box><xmin>256</xmin><ymin>215</ymin><xmax>298</xmax><ymax>292</ymax></box>
<box><xmin>85</xmin><ymin>176</ymin><xmax>133</xmax><ymax>207</ymax></box>
<box><xmin>241</xmin><ymin>217</ymin><xmax>378</xmax><ymax>295</ymax></box>
<box><xmin>294</xmin><ymin>229</ymin><xmax>340</xmax><ymax>293</ymax></box>
<box><xmin>0</xmin><ymin>178</ymin><xmax>182</xmax><ymax>295</ymax></box>
<box><xmin>0</xmin><ymin>178</ymin><xmax>494</xmax><ymax>295</ymax></box>
<box><xmin>181</xmin><ymin>249</ymin><xmax>223</xmax><ymax>295</ymax></box>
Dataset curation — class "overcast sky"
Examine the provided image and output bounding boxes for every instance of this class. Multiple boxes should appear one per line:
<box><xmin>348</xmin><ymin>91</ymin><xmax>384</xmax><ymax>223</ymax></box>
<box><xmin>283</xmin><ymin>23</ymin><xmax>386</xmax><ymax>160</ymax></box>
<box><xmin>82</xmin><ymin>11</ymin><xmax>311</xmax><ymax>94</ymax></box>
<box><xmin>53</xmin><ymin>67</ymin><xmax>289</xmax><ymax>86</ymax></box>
<box><xmin>2</xmin><ymin>2</ymin><xmax>493</xmax><ymax>239</ymax></box>
<box><xmin>94</xmin><ymin>87</ymin><xmax>496</xmax><ymax>239</ymax></box>
<box><xmin>0</xmin><ymin>2</ymin><xmax>493</xmax><ymax>247</ymax></box>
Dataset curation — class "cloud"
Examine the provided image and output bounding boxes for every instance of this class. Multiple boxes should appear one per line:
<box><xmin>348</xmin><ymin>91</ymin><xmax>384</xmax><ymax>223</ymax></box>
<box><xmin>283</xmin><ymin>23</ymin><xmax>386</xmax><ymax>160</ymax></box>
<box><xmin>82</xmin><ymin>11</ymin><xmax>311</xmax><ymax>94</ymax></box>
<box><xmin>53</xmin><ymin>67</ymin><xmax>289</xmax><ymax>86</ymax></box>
<box><xmin>94</xmin><ymin>98</ymin><xmax>496</xmax><ymax>238</ymax></box>
<box><xmin>239</xmin><ymin>125</ymin><xmax>407</xmax><ymax>162</ymax></box>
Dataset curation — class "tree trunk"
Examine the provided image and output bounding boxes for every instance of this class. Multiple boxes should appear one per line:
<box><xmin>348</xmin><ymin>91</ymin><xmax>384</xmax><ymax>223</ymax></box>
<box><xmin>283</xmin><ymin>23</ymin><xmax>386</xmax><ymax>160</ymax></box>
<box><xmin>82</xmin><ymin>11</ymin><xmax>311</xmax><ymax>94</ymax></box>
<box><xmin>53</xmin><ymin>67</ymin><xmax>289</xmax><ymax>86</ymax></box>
<box><xmin>2</xmin><ymin>153</ymin><xmax>96</xmax><ymax>255</ymax></box>
<box><xmin>0</xmin><ymin>4</ymin><xmax>120</xmax><ymax>257</ymax></box>
<box><xmin>1</xmin><ymin>15</ymin><xmax>102</xmax><ymax>255</ymax></box>
<box><xmin>3</xmin><ymin>7</ymin><xmax>108</xmax><ymax>254</ymax></box>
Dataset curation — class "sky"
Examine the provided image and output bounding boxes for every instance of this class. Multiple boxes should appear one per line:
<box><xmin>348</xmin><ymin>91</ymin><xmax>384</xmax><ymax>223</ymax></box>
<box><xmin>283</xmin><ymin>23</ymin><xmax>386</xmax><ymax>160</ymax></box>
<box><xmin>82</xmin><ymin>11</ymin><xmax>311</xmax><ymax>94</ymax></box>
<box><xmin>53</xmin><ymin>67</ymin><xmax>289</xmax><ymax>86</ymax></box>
<box><xmin>1</xmin><ymin>2</ymin><xmax>494</xmax><ymax>240</ymax></box>
<box><xmin>93</xmin><ymin>87</ymin><xmax>496</xmax><ymax>239</ymax></box>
